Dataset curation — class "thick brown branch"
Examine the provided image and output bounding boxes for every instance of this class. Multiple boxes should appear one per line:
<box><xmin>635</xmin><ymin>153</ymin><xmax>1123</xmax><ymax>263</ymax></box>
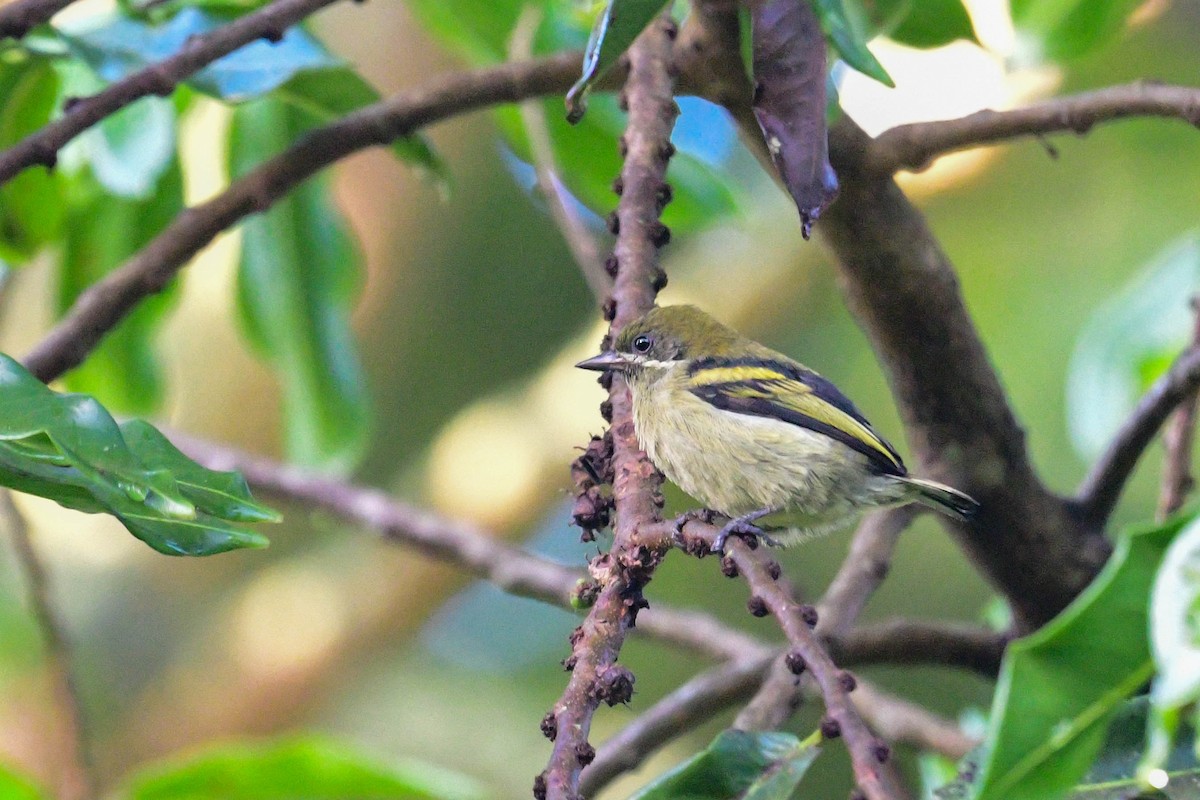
<box><xmin>0</xmin><ymin>0</ymin><xmax>350</xmax><ymax>187</ymax></box>
<box><xmin>1</xmin><ymin>492</ymin><xmax>95</xmax><ymax>800</ymax></box>
<box><xmin>867</xmin><ymin>81</ymin><xmax>1200</xmax><ymax>175</ymax></box>
<box><xmin>22</xmin><ymin>52</ymin><xmax>583</xmax><ymax>383</ymax></box>
<box><xmin>1078</xmin><ymin>344</ymin><xmax>1200</xmax><ymax>524</ymax></box>
<box><xmin>824</xmin><ymin>116</ymin><xmax>1111</xmax><ymax>630</ymax></box>
<box><xmin>834</xmin><ymin>619</ymin><xmax>1008</xmax><ymax>678</ymax></box>
<box><xmin>0</xmin><ymin>0</ymin><xmax>75</xmax><ymax>39</ymax></box>
<box><xmin>542</xmin><ymin>17</ymin><xmax>677</xmax><ymax>799</ymax></box>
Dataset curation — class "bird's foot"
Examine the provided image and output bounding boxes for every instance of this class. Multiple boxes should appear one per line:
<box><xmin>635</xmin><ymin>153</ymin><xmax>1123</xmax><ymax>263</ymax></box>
<box><xmin>711</xmin><ymin>507</ymin><xmax>781</xmax><ymax>554</ymax></box>
<box><xmin>671</xmin><ymin>509</ymin><xmax>719</xmax><ymax>554</ymax></box>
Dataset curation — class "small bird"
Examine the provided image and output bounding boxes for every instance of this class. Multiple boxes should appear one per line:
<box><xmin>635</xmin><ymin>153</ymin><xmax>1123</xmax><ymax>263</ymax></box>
<box><xmin>577</xmin><ymin>305</ymin><xmax>977</xmax><ymax>552</ymax></box>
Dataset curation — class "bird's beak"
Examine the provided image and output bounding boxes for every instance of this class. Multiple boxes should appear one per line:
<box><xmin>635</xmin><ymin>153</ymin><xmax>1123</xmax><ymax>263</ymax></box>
<box><xmin>576</xmin><ymin>351</ymin><xmax>632</xmax><ymax>372</ymax></box>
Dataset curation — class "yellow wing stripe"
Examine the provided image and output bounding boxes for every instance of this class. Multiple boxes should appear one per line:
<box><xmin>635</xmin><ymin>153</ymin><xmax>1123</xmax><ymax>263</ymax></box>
<box><xmin>715</xmin><ymin>378</ymin><xmax>902</xmax><ymax>471</ymax></box>
<box><xmin>689</xmin><ymin>366</ymin><xmax>796</xmax><ymax>386</ymax></box>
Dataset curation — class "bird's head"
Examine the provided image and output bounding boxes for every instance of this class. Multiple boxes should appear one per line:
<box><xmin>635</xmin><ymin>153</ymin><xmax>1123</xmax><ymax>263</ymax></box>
<box><xmin>576</xmin><ymin>305</ymin><xmax>743</xmax><ymax>381</ymax></box>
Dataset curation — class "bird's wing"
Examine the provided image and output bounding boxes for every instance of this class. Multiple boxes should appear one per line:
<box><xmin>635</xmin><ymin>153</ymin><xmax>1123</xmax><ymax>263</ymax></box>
<box><xmin>687</xmin><ymin>357</ymin><xmax>906</xmax><ymax>476</ymax></box>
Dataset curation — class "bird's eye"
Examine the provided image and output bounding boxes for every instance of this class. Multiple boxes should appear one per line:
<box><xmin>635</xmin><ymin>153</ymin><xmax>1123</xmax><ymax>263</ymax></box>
<box><xmin>632</xmin><ymin>335</ymin><xmax>652</xmax><ymax>353</ymax></box>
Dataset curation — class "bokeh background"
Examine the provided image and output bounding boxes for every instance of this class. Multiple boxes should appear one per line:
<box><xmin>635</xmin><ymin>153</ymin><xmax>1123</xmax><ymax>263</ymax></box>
<box><xmin>0</xmin><ymin>0</ymin><xmax>1198</xmax><ymax>796</ymax></box>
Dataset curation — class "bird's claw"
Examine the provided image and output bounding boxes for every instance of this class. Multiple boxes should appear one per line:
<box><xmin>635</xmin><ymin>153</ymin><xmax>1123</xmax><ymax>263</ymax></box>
<box><xmin>671</xmin><ymin>508</ymin><xmax>717</xmax><ymax>545</ymax></box>
<box><xmin>710</xmin><ymin>508</ymin><xmax>782</xmax><ymax>554</ymax></box>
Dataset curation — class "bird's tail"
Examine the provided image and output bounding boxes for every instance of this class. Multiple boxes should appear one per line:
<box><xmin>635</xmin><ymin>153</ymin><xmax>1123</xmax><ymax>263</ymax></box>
<box><xmin>898</xmin><ymin>477</ymin><xmax>979</xmax><ymax>521</ymax></box>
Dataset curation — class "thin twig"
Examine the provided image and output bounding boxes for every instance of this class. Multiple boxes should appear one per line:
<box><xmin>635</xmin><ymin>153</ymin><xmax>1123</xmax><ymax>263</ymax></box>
<box><xmin>0</xmin><ymin>0</ymin><xmax>76</xmax><ymax>39</ymax></box>
<box><xmin>720</xmin><ymin>534</ymin><xmax>906</xmax><ymax>800</ymax></box>
<box><xmin>1077</xmin><ymin>345</ymin><xmax>1200</xmax><ymax>525</ymax></box>
<box><xmin>0</xmin><ymin>491</ymin><xmax>95</xmax><ymax>800</ymax></box>
<box><xmin>22</xmin><ymin>52</ymin><xmax>584</xmax><ymax>383</ymax></box>
<box><xmin>510</xmin><ymin>5</ymin><xmax>609</xmax><ymax>302</ymax></box>
<box><xmin>0</xmin><ymin>0</ymin><xmax>349</xmax><ymax>187</ymax></box>
<box><xmin>1158</xmin><ymin>298</ymin><xmax>1200</xmax><ymax>520</ymax></box>
<box><xmin>541</xmin><ymin>16</ymin><xmax>678</xmax><ymax>799</ymax></box>
<box><xmin>580</xmin><ymin>646</ymin><xmax>974</xmax><ymax>797</ymax></box>
<box><xmin>866</xmin><ymin>81</ymin><xmax>1200</xmax><ymax>175</ymax></box>
<box><xmin>818</xmin><ymin>507</ymin><xmax>918</xmax><ymax>639</ymax></box>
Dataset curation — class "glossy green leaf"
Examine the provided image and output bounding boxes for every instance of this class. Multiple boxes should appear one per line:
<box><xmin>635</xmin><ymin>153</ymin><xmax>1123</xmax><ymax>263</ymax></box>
<box><xmin>1067</xmin><ymin>234</ymin><xmax>1200</xmax><ymax>460</ymax></box>
<box><xmin>1011</xmin><ymin>0</ymin><xmax>1145</xmax><ymax>61</ymax></box>
<box><xmin>811</xmin><ymin>0</ymin><xmax>894</xmax><ymax>87</ymax></box>
<box><xmin>0</xmin><ymin>353</ymin><xmax>275</xmax><ymax>555</ymax></box>
<box><xmin>229</xmin><ymin>96</ymin><xmax>371</xmax><ymax>472</ymax></box>
<box><xmin>273</xmin><ymin>68</ymin><xmax>448</xmax><ymax>191</ymax></box>
<box><xmin>629</xmin><ymin>729</ymin><xmax>821</xmax><ymax>799</ymax></box>
<box><xmin>890</xmin><ymin>0</ymin><xmax>976</xmax><ymax>48</ymax></box>
<box><xmin>972</xmin><ymin>513</ymin><xmax>1189</xmax><ymax>800</ymax></box>
<box><xmin>0</xmin><ymin>762</ymin><xmax>47</xmax><ymax>800</ymax></box>
<box><xmin>0</xmin><ymin>57</ymin><xmax>63</xmax><ymax>263</ymax></box>
<box><xmin>58</xmin><ymin>161</ymin><xmax>184</xmax><ymax>414</ymax></box>
<box><xmin>565</xmin><ymin>0</ymin><xmax>671</xmax><ymax>123</ymax></box>
<box><xmin>58</xmin><ymin>7</ymin><xmax>339</xmax><ymax>102</ymax></box>
<box><xmin>121</xmin><ymin>736</ymin><xmax>485</xmax><ymax>800</ymax></box>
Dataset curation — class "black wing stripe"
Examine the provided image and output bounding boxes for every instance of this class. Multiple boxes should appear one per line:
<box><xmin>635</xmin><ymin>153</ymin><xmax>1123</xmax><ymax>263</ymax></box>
<box><xmin>689</xmin><ymin>356</ymin><xmax>873</xmax><ymax>428</ymax></box>
<box><xmin>693</xmin><ymin>385</ymin><xmax>907</xmax><ymax>477</ymax></box>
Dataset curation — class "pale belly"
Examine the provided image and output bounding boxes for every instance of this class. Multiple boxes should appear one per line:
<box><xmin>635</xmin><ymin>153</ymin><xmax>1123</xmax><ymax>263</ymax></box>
<box><xmin>631</xmin><ymin>388</ymin><xmax>906</xmax><ymax>527</ymax></box>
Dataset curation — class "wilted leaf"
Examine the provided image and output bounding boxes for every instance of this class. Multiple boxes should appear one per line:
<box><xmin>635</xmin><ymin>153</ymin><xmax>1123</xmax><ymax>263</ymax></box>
<box><xmin>752</xmin><ymin>0</ymin><xmax>838</xmax><ymax>238</ymax></box>
<box><xmin>565</xmin><ymin>0</ymin><xmax>671</xmax><ymax>123</ymax></box>
<box><xmin>972</xmin><ymin>513</ymin><xmax>1188</xmax><ymax>800</ymax></box>
<box><xmin>121</xmin><ymin>736</ymin><xmax>486</xmax><ymax>800</ymax></box>
<box><xmin>0</xmin><ymin>354</ymin><xmax>275</xmax><ymax>555</ymax></box>
<box><xmin>229</xmin><ymin>96</ymin><xmax>371</xmax><ymax>472</ymax></box>
<box><xmin>629</xmin><ymin>729</ymin><xmax>821</xmax><ymax>799</ymax></box>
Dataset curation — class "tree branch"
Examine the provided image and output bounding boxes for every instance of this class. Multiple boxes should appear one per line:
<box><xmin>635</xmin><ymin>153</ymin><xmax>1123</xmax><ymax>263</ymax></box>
<box><xmin>0</xmin><ymin>0</ymin><xmax>353</xmax><ymax>187</ymax></box>
<box><xmin>0</xmin><ymin>0</ymin><xmax>76</xmax><ymax>39</ymax></box>
<box><xmin>1077</xmin><ymin>344</ymin><xmax>1200</xmax><ymax>525</ymax></box>
<box><xmin>1159</xmin><ymin>300</ymin><xmax>1200</xmax><ymax>520</ymax></box>
<box><xmin>720</xmin><ymin>534</ymin><xmax>906</xmax><ymax>800</ymax></box>
<box><xmin>824</xmin><ymin>116</ymin><xmax>1112</xmax><ymax>630</ymax></box>
<box><xmin>834</xmin><ymin>619</ymin><xmax>1008</xmax><ymax>678</ymax></box>
<box><xmin>1</xmin><ymin>491</ymin><xmax>96</xmax><ymax>800</ymax></box>
<box><xmin>817</xmin><ymin>507</ymin><xmax>917</xmax><ymax>638</ymax></box>
<box><xmin>866</xmin><ymin>81</ymin><xmax>1200</xmax><ymax>175</ymax></box>
<box><xmin>541</xmin><ymin>17</ymin><xmax>678</xmax><ymax>799</ymax></box>
<box><xmin>22</xmin><ymin>51</ymin><xmax>583</xmax><ymax>383</ymax></box>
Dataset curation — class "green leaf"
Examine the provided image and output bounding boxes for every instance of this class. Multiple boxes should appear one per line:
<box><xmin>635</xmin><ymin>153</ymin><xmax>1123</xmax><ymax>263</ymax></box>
<box><xmin>121</xmin><ymin>736</ymin><xmax>486</xmax><ymax>800</ymax></box>
<box><xmin>972</xmin><ymin>512</ymin><xmax>1190</xmax><ymax>800</ymax></box>
<box><xmin>273</xmin><ymin>68</ymin><xmax>448</xmax><ymax>191</ymax></box>
<box><xmin>0</xmin><ymin>761</ymin><xmax>48</xmax><ymax>800</ymax></box>
<box><xmin>810</xmin><ymin>0</ymin><xmax>894</xmax><ymax>87</ymax></box>
<box><xmin>629</xmin><ymin>729</ymin><xmax>821</xmax><ymax>799</ymax></box>
<box><xmin>565</xmin><ymin>0</ymin><xmax>671</xmax><ymax>123</ymax></box>
<box><xmin>1010</xmin><ymin>0</ymin><xmax>1145</xmax><ymax>61</ymax></box>
<box><xmin>58</xmin><ymin>160</ymin><xmax>184</xmax><ymax>414</ymax></box>
<box><xmin>0</xmin><ymin>57</ymin><xmax>63</xmax><ymax>263</ymax></box>
<box><xmin>497</xmin><ymin>95</ymin><xmax>739</xmax><ymax>232</ymax></box>
<box><xmin>402</xmin><ymin>0</ymin><xmax>531</xmax><ymax>64</ymax></box>
<box><xmin>1149</xmin><ymin>515</ymin><xmax>1200</xmax><ymax>709</ymax></box>
<box><xmin>83</xmin><ymin>96</ymin><xmax>176</xmax><ymax>199</ymax></box>
<box><xmin>58</xmin><ymin>7</ymin><xmax>340</xmax><ymax>102</ymax></box>
<box><xmin>890</xmin><ymin>0</ymin><xmax>976</xmax><ymax>48</ymax></box>
<box><xmin>1067</xmin><ymin>233</ymin><xmax>1200</xmax><ymax>460</ymax></box>
<box><xmin>229</xmin><ymin>96</ymin><xmax>371</xmax><ymax>472</ymax></box>
<box><xmin>0</xmin><ymin>353</ymin><xmax>275</xmax><ymax>555</ymax></box>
